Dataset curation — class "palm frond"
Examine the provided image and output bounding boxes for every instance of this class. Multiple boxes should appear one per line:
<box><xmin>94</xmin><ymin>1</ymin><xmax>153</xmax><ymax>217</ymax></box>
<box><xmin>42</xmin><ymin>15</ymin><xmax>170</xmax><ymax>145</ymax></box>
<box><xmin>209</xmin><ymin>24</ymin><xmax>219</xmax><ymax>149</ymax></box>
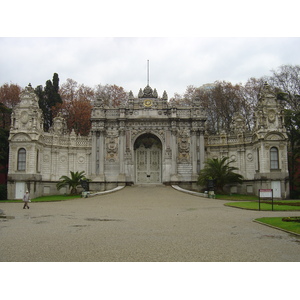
<box><xmin>56</xmin><ymin>171</ymin><xmax>88</xmax><ymax>194</ymax></box>
<box><xmin>198</xmin><ymin>157</ymin><xmax>243</xmax><ymax>192</ymax></box>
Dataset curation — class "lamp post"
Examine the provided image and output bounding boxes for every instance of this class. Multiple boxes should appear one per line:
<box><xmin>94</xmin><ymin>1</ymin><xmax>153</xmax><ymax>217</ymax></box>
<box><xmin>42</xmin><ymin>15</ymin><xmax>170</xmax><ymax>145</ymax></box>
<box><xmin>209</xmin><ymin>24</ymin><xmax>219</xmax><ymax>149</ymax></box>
<box><xmin>207</xmin><ymin>179</ymin><xmax>215</xmax><ymax>198</ymax></box>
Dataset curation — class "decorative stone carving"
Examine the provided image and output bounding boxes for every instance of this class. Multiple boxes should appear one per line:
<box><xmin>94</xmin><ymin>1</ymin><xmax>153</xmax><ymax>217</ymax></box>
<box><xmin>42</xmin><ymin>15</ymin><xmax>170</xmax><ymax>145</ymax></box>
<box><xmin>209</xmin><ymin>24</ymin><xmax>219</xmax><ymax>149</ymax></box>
<box><xmin>231</xmin><ymin>113</ymin><xmax>246</xmax><ymax>133</ymax></box>
<box><xmin>106</xmin><ymin>137</ymin><xmax>118</xmax><ymax>160</ymax></box>
<box><xmin>178</xmin><ymin>129</ymin><xmax>190</xmax><ymax>162</ymax></box>
<box><xmin>60</xmin><ymin>155</ymin><xmax>67</xmax><ymax>163</ymax></box>
<box><xmin>11</xmin><ymin>133</ymin><xmax>31</xmax><ymax>142</ymax></box>
<box><xmin>10</xmin><ymin>83</ymin><xmax>44</xmax><ymax>135</ymax></box>
<box><xmin>266</xmin><ymin>133</ymin><xmax>284</xmax><ymax>140</ymax></box>
<box><xmin>105</xmin><ymin>128</ymin><xmax>119</xmax><ymax>161</ymax></box>
<box><xmin>165</xmin><ymin>147</ymin><xmax>172</xmax><ymax>159</ymax></box>
<box><xmin>268</xmin><ymin>110</ymin><xmax>276</xmax><ymax>123</ymax></box>
<box><xmin>78</xmin><ymin>156</ymin><xmax>85</xmax><ymax>164</ymax></box>
<box><xmin>125</xmin><ymin>147</ymin><xmax>132</xmax><ymax>161</ymax></box>
<box><xmin>142</xmin><ymin>85</ymin><xmax>153</xmax><ymax>98</ymax></box>
<box><xmin>139</xmin><ymin>85</ymin><xmax>158</xmax><ymax>98</ymax></box>
<box><xmin>193</xmin><ymin>95</ymin><xmax>201</xmax><ymax>107</ymax></box>
<box><xmin>43</xmin><ymin>154</ymin><xmax>50</xmax><ymax>162</ymax></box>
<box><xmin>50</xmin><ymin>113</ymin><xmax>68</xmax><ymax>135</ymax></box>
<box><xmin>94</xmin><ymin>97</ymin><xmax>104</xmax><ymax>107</ymax></box>
<box><xmin>253</xmin><ymin>82</ymin><xmax>287</xmax><ymax>135</ymax></box>
<box><xmin>247</xmin><ymin>152</ymin><xmax>253</xmax><ymax>161</ymax></box>
<box><xmin>258</xmin><ymin>82</ymin><xmax>277</xmax><ymax>104</ymax></box>
<box><xmin>20</xmin><ymin>111</ymin><xmax>29</xmax><ymax>124</ymax></box>
<box><xmin>19</xmin><ymin>84</ymin><xmax>40</xmax><ymax>108</ymax></box>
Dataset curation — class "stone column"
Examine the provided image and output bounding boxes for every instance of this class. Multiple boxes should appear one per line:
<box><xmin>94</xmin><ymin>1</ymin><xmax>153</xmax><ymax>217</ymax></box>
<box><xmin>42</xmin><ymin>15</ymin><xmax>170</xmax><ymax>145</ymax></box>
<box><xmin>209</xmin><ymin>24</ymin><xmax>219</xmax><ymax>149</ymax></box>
<box><xmin>199</xmin><ymin>131</ymin><xmax>205</xmax><ymax>171</ymax></box>
<box><xmin>99</xmin><ymin>130</ymin><xmax>105</xmax><ymax>175</ymax></box>
<box><xmin>91</xmin><ymin>131</ymin><xmax>97</xmax><ymax>175</ymax></box>
<box><xmin>51</xmin><ymin>147</ymin><xmax>58</xmax><ymax>180</ymax></box>
<box><xmin>261</xmin><ymin>142</ymin><xmax>268</xmax><ymax>174</ymax></box>
<box><xmin>170</xmin><ymin>129</ymin><xmax>177</xmax><ymax>177</ymax></box>
<box><xmin>191</xmin><ymin>130</ymin><xmax>197</xmax><ymax>176</ymax></box>
<box><xmin>119</xmin><ymin>130</ymin><xmax>125</xmax><ymax>175</ymax></box>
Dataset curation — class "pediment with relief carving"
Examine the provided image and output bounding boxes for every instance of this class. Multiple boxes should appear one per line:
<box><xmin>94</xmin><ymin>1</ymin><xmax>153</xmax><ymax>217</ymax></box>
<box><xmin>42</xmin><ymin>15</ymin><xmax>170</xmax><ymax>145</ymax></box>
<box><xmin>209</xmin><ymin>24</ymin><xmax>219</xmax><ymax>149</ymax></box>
<box><xmin>265</xmin><ymin>132</ymin><xmax>284</xmax><ymax>141</ymax></box>
<box><xmin>11</xmin><ymin>133</ymin><xmax>32</xmax><ymax>142</ymax></box>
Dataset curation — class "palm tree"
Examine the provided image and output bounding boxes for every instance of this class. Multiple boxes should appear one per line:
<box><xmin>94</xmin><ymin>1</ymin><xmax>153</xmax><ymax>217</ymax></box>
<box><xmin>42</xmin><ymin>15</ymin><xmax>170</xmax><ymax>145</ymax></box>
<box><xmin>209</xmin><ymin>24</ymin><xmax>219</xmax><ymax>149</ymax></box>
<box><xmin>56</xmin><ymin>171</ymin><xmax>87</xmax><ymax>195</ymax></box>
<box><xmin>198</xmin><ymin>157</ymin><xmax>243</xmax><ymax>193</ymax></box>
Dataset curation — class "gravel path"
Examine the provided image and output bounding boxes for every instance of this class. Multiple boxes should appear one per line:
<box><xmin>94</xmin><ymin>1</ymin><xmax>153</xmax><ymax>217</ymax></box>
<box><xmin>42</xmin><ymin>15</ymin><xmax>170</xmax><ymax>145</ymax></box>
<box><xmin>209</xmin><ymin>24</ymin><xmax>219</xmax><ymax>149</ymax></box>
<box><xmin>1</xmin><ymin>185</ymin><xmax>300</xmax><ymax>262</ymax></box>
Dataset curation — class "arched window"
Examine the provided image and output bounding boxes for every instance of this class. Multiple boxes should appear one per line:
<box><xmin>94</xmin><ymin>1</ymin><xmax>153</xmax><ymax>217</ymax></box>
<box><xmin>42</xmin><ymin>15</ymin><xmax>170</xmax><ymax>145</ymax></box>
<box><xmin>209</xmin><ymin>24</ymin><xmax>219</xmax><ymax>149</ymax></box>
<box><xmin>270</xmin><ymin>147</ymin><xmax>279</xmax><ymax>169</ymax></box>
<box><xmin>17</xmin><ymin>148</ymin><xmax>26</xmax><ymax>171</ymax></box>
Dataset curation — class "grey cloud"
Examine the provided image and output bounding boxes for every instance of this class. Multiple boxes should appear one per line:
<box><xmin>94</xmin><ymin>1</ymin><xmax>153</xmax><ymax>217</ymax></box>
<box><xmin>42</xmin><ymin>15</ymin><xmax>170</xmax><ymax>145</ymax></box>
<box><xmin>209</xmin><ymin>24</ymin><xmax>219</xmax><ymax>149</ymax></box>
<box><xmin>1</xmin><ymin>37</ymin><xmax>300</xmax><ymax>98</ymax></box>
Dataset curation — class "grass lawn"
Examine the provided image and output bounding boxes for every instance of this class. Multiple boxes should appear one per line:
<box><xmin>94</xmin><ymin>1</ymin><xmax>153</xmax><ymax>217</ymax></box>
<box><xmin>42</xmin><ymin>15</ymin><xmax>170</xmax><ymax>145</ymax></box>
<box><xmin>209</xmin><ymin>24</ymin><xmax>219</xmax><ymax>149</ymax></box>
<box><xmin>1</xmin><ymin>194</ymin><xmax>81</xmax><ymax>203</ymax></box>
<box><xmin>32</xmin><ymin>195</ymin><xmax>82</xmax><ymax>202</ymax></box>
<box><xmin>255</xmin><ymin>217</ymin><xmax>300</xmax><ymax>235</ymax></box>
<box><xmin>215</xmin><ymin>194</ymin><xmax>259</xmax><ymax>201</ymax></box>
<box><xmin>224</xmin><ymin>200</ymin><xmax>300</xmax><ymax>211</ymax></box>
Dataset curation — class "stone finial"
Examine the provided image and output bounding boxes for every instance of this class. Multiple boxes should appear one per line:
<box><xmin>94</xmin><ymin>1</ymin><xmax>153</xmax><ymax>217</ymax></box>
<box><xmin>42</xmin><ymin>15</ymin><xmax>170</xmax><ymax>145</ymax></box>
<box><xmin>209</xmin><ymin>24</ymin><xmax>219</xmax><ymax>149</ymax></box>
<box><xmin>24</xmin><ymin>83</ymin><xmax>34</xmax><ymax>93</ymax></box>
<box><xmin>193</xmin><ymin>95</ymin><xmax>201</xmax><ymax>107</ymax></box>
<box><xmin>128</xmin><ymin>90</ymin><xmax>134</xmax><ymax>100</ymax></box>
<box><xmin>162</xmin><ymin>90</ymin><xmax>168</xmax><ymax>100</ymax></box>
<box><xmin>142</xmin><ymin>85</ymin><xmax>153</xmax><ymax>98</ymax></box>
<box><xmin>259</xmin><ymin>81</ymin><xmax>275</xmax><ymax>100</ymax></box>
<box><xmin>94</xmin><ymin>97</ymin><xmax>104</xmax><ymax>107</ymax></box>
<box><xmin>231</xmin><ymin>113</ymin><xmax>246</xmax><ymax>133</ymax></box>
<box><xmin>263</xmin><ymin>81</ymin><xmax>271</xmax><ymax>91</ymax></box>
<box><xmin>70</xmin><ymin>128</ymin><xmax>76</xmax><ymax>136</ymax></box>
<box><xmin>138</xmin><ymin>88</ymin><xmax>143</xmax><ymax>98</ymax></box>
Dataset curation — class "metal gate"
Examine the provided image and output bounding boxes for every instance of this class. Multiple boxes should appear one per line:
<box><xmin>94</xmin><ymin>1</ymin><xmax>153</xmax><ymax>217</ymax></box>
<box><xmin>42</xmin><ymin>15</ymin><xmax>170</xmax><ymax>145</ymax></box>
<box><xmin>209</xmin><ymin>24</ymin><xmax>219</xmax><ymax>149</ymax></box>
<box><xmin>136</xmin><ymin>144</ymin><xmax>161</xmax><ymax>184</ymax></box>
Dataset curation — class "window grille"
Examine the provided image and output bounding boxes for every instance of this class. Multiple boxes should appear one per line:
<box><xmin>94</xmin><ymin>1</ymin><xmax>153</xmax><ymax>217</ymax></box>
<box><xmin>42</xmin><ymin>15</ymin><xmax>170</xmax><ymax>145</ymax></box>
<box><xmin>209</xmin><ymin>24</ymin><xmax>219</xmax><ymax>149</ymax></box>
<box><xmin>270</xmin><ymin>147</ymin><xmax>279</xmax><ymax>169</ymax></box>
<box><xmin>17</xmin><ymin>148</ymin><xmax>26</xmax><ymax>171</ymax></box>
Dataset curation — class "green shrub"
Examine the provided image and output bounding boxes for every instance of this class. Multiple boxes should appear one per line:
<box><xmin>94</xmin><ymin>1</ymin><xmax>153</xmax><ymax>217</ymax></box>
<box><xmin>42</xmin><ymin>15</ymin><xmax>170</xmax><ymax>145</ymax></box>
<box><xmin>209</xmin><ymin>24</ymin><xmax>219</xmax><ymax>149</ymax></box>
<box><xmin>0</xmin><ymin>184</ymin><xmax>7</xmax><ymax>200</ymax></box>
<box><xmin>282</xmin><ymin>217</ymin><xmax>300</xmax><ymax>223</ymax></box>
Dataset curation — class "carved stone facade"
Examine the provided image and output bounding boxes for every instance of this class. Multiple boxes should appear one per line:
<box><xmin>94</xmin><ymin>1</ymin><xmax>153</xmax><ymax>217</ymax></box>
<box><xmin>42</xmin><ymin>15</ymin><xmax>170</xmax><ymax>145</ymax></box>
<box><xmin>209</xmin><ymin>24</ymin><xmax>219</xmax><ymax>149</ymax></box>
<box><xmin>206</xmin><ymin>83</ymin><xmax>289</xmax><ymax>197</ymax></box>
<box><xmin>89</xmin><ymin>84</ymin><xmax>206</xmax><ymax>187</ymax></box>
<box><xmin>7</xmin><ymin>83</ymin><xmax>289</xmax><ymax>199</ymax></box>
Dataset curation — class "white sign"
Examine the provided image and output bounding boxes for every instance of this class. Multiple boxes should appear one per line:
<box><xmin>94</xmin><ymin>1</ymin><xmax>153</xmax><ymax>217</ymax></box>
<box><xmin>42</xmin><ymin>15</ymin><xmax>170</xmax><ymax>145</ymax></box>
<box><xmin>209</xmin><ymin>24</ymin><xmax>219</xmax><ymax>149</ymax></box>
<box><xmin>259</xmin><ymin>189</ymin><xmax>273</xmax><ymax>198</ymax></box>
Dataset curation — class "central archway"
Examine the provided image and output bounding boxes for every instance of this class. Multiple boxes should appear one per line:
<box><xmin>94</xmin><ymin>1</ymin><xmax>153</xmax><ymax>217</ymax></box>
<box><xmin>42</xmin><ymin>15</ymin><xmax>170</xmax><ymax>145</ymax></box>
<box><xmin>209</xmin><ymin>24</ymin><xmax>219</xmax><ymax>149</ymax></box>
<box><xmin>134</xmin><ymin>133</ymin><xmax>162</xmax><ymax>184</ymax></box>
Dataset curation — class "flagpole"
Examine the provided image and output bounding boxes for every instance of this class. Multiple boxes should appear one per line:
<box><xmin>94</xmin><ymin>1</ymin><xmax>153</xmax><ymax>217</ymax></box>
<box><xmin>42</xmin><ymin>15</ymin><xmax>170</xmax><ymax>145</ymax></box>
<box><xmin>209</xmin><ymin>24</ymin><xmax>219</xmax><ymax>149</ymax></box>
<box><xmin>147</xmin><ymin>60</ymin><xmax>149</xmax><ymax>86</ymax></box>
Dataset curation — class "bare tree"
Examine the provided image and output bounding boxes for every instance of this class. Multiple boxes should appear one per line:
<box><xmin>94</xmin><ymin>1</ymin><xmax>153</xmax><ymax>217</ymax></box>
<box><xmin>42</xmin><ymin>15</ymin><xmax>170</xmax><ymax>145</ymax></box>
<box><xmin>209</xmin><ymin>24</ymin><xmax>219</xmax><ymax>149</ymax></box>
<box><xmin>238</xmin><ymin>77</ymin><xmax>266</xmax><ymax>130</ymax></box>
<box><xmin>0</xmin><ymin>83</ymin><xmax>21</xmax><ymax>109</ymax></box>
<box><xmin>56</xmin><ymin>79</ymin><xmax>94</xmax><ymax>136</ymax></box>
<box><xmin>268</xmin><ymin>64</ymin><xmax>300</xmax><ymax>110</ymax></box>
<box><xmin>94</xmin><ymin>84</ymin><xmax>128</xmax><ymax>107</ymax></box>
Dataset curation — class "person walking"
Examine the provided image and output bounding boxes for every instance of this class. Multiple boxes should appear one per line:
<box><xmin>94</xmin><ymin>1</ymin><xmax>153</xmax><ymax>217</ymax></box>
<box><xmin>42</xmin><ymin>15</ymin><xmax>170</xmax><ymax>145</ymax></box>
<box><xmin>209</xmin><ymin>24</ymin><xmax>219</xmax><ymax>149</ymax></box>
<box><xmin>23</xmin><ymin>190</ymin><xmax>30</xmax><ymax>209</ymax></box>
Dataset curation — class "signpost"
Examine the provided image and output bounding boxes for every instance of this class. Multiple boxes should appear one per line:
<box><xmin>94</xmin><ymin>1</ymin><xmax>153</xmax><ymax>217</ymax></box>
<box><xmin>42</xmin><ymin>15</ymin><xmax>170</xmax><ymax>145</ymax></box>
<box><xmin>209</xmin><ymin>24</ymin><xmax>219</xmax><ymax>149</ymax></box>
<box><xmin>259</xmin><ymin>189</ymin><xmax>274</xmax><ymax>211</ymax></box>
<box><xmin>80</xmin><ymin>180</ymin><xmax>90</xmax><ymax>198</ymax></box>
<box><xmin>207</xmin><ymin>179</ymin><xmax>215</xmax><ymax>199</ymax></box>
<box><xmin>80</xmin><ymin>180</ymin><xmax>89</xmax><ymax>192</ymax></box>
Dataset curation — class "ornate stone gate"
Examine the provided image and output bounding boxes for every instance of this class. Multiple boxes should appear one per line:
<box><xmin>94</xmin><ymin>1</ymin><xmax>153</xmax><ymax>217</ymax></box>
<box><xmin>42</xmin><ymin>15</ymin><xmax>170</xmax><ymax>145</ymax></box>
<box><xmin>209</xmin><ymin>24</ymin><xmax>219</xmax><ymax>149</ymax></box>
<box><xmin>7</xmin><ymin>82</ymin><xmax>290</xmax><ymax>199</ymax></box>
<box><xmin>90</xmin><ymin>84</ymin><xmax>206</xmax><ymax>186</ymax></box>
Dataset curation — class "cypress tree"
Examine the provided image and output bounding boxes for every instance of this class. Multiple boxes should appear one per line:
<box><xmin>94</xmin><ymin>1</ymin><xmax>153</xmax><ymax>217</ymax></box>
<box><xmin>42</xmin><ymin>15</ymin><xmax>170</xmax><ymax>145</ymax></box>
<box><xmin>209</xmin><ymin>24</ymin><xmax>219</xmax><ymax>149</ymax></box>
<box><xmin>35</xmin><ymin>73</ymin><xmax>62</xmax><ymax>132</ymax></box>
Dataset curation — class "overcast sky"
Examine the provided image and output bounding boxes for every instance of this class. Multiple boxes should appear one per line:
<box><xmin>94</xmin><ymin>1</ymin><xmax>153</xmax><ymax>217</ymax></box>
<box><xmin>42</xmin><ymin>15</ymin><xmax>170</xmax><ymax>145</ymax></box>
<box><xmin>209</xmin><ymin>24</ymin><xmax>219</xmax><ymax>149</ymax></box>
<box><xmin>1</xmin><ymin>37</ymin><xmax>300</xmax><ymax>98</ymax></box>
<box><xmin>1</xmin><ymin>1</ymin><xmax>300</xmax><ymax>99</ymax></box>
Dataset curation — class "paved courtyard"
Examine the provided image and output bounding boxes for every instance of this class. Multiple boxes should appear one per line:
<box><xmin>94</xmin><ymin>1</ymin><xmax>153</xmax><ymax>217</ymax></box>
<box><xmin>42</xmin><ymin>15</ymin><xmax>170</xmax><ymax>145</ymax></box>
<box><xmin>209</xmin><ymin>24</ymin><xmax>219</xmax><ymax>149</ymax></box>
<box><xmin>1</xmin><ymin>185</ymin><xmax>300</xmax><ymax>262</ymax></box>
